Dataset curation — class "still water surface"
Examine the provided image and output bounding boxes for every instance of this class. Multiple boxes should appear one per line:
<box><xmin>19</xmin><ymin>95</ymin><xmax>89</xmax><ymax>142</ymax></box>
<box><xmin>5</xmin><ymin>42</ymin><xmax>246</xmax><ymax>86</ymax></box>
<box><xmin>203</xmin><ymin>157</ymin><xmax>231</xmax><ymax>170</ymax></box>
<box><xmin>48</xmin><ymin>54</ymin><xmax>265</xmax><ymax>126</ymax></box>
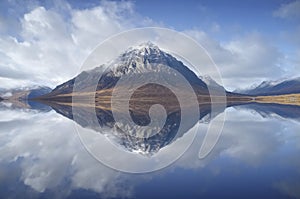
<box><xmin>0</xmin><ymin>101</ymin><xmax>300</xmax><ymax>199</ymax></box>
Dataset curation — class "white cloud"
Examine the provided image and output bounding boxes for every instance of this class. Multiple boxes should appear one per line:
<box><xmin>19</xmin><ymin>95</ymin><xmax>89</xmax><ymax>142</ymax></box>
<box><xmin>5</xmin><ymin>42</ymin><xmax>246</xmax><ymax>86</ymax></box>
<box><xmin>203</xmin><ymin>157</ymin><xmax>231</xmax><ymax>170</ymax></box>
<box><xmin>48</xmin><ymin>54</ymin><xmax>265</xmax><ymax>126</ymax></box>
<box><xmin>185</xmin><ymin>30</ymin><xmax>284</xmax><ymax>90</ymax></box>
<box><xmin>0</xmin><ymin>1</ymin><xmax>153</xmax><ymax>89</ymax></box>
<box><xmin>273</xmin><ymin>0</ymin><xmax>300</xmax><ymax>19</ymax></box>
<box><xmin>175</xmin><ymin>107</ymin><xmax>286</xmax><ymax>168</ymax></box>
<box><xmin>0</xmin><ymin>109</ymin><xmax>133</xmax><ymax>197</ymax></box>
<box><xmin>223</xmin><ymin>34</ymin><xmax>283</xmax><ymax>78</ymax></box>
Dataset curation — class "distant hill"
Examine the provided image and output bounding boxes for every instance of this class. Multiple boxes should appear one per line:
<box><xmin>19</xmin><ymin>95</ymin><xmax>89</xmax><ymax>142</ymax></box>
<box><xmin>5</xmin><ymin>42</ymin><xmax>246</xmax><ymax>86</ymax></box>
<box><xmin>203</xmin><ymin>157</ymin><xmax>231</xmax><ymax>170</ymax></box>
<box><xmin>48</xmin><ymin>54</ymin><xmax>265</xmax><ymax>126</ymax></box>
<box><xmin>28</xmin><ymin>87</ymin><xmax>52</xmax><ymax>99</ymax></box>
<box><xmin>238</xmin><ymin>78</ymin><xmax>300</xmax><ymax>96</ymax></box>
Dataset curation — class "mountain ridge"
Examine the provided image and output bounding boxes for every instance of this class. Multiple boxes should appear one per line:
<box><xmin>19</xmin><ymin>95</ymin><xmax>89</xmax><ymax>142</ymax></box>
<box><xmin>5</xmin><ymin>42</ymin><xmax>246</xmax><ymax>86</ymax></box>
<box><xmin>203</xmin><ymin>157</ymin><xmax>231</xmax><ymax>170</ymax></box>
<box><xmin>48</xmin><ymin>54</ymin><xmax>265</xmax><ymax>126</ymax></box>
<box><xmin>237</xmin><ymin>77</ymin><xmax>300</xmax><ymax>96</ymax></box>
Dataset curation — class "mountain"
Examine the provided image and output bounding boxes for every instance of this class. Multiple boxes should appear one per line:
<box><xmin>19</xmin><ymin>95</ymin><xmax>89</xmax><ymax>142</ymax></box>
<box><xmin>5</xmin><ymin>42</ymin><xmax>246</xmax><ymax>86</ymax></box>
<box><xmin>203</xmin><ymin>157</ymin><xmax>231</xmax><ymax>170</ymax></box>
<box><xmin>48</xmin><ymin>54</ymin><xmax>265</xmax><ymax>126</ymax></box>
<box><xmin>0</xmin><ymin>86</ymin><xmax>52</xmax><ymax>100</ymax></box>
<box><xmin>43</xmin><ymin>42</ymin><xmax>212</xmax><ymax>99</ymax></box>
<box><xmin>238</xmin><ymin>78</ymin><xmax>300</xmax><ymax>96</ymax></box>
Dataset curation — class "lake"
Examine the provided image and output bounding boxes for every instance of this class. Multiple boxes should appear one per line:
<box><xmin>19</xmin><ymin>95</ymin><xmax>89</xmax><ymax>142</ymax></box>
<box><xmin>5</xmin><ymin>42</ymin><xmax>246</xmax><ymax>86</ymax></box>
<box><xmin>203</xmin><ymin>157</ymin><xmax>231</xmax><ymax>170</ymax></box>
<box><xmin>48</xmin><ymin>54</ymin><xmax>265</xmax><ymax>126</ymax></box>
<box><xmin>0</xmin><ymin>101</ymin><xmax>300</xmax><ymax>199</ymax></box>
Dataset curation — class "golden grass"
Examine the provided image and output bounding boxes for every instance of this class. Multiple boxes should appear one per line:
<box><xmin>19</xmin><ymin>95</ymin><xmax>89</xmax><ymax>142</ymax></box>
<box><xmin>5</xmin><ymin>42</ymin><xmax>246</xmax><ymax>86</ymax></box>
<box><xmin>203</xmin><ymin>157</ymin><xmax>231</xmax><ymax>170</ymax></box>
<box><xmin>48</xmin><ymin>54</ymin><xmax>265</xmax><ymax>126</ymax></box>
<box><xmin>254</xmin><ymin>93</ymin><xmax>300</xmax><ymax>106</ymax></box>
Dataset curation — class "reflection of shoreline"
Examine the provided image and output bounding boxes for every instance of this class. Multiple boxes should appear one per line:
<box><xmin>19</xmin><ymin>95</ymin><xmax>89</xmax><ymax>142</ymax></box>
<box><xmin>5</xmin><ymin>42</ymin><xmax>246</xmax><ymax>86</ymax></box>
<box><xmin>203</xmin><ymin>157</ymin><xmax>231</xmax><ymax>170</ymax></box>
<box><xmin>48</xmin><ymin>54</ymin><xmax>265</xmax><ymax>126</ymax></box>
<box><xmin>0</xmin><ymin>99</ymin><xmax>30</xmax><ymax>109</ymax></box>
<box><xmin>0</xmin><ymin>99</ymin><xmax>52</xmax><ymax>112</ymax></box>
<box><xmin>235</xmin><ymin>102</ymin><xmax>300</xmax><ymax>121</ymax></box>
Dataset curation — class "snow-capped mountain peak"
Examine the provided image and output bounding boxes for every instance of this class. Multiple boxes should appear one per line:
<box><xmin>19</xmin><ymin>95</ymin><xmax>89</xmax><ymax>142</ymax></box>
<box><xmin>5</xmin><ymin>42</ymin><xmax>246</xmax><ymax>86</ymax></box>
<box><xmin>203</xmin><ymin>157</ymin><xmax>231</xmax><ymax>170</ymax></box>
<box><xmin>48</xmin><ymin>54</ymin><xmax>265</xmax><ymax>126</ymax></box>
<box><xmin>123</xmin><ymin>42</ymin><xmax>166</xmax><ymax>59</ymax></box>
<box><xmin>50</xmin><ymin>42</ymin><xmax>210</xmax><ymax>94</ymax></box>
<box><xmin>103</xmin><ymin>42</ymin><xmax>169</xmax><ymax>76</ymax></box>
<box><xmin>131</xmin><ymin>41</ymin><xmax>160</xmax><ymax>52</ymax></box>
<box><xmin>104</xmin><ymin>42</ymin><xmax>187</xmax><ymax>78</ymax></box>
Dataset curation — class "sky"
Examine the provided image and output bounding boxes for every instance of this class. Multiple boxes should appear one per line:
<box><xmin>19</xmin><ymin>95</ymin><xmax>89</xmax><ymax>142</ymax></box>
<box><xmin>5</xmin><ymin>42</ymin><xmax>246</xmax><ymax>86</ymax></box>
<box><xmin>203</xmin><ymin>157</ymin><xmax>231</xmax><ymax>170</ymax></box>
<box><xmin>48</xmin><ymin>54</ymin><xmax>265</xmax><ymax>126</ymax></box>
<box><xmin>0</xmin><ymin>0</ymin><xmax>299</xmax><ymax>91</ymax></box>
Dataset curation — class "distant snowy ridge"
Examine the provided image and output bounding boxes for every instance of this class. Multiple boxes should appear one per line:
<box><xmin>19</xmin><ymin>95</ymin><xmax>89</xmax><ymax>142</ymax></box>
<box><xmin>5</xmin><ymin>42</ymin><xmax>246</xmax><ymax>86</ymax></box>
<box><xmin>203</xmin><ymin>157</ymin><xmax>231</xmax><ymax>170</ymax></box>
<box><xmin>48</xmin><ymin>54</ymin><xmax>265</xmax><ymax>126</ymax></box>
<box><xmin>236</xmin><ymin>77</ymin><xmax>300</xmax><ymax>95</ymax></box>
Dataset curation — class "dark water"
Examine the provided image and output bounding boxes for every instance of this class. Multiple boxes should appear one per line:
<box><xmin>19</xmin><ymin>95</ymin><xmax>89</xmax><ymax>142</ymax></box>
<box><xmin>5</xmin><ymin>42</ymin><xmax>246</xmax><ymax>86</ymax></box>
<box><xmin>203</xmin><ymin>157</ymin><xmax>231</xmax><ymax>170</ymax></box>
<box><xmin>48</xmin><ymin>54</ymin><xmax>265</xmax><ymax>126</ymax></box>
<box><xmin>1</xmin><ymin>100</ymin><xmax>300</xmax><ymax>199</ymax></box>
